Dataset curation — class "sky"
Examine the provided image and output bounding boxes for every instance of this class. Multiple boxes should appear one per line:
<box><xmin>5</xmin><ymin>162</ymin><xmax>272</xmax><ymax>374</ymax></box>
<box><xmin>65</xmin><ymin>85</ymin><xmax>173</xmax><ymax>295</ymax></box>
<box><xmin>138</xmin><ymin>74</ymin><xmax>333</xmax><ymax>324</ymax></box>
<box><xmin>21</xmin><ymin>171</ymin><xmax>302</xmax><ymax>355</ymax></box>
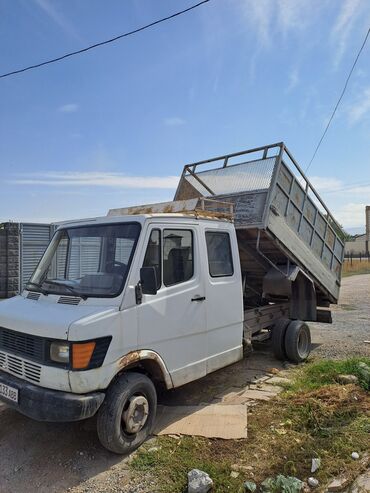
<box><xmin>1</xmin><ymin>0</ymin><xmax>370</xmax><ymax>232</ymax></box>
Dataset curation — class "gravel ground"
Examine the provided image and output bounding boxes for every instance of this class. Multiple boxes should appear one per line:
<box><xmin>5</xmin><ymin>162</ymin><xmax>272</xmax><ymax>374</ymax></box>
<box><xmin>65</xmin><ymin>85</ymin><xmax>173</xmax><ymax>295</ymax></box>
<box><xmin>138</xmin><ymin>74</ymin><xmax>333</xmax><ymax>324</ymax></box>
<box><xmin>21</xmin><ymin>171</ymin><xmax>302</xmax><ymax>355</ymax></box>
<box><xmin>0</xmin><ymin>274</ymin><xmax>368</xmax><ymax>493</ymax></box>
<box><xmin>309</xmin><ymin>273</ymin><xmax>370</xmax><ymax>359</ymax></box>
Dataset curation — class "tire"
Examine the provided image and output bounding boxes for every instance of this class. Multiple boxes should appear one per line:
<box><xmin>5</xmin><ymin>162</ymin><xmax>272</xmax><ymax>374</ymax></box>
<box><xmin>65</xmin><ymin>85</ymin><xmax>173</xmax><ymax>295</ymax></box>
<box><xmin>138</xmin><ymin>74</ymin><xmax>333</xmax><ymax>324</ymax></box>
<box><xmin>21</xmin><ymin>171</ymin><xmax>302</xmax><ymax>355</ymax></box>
<box><xmin>284</xmin><ymin>320</ymin><xmax>311</xmax><ymax>363</ymax></box>
<box><xmin>271</xmin><ymin>318</ymin><xmax>290</xmax><ymax>360</ymax></box>
<box><xmin>97</xmin><ymin>372</ymin><xmax>157</xmax><ymax>454</ymax></box>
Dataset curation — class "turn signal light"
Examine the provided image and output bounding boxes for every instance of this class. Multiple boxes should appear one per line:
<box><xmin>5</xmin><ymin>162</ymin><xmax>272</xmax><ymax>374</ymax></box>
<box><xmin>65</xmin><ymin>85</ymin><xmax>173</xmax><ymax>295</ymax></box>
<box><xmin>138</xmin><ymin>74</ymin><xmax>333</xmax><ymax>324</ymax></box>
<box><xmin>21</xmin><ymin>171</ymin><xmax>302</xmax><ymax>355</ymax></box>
<box><xmin>72</xmin><ymin>342</ymin><xmax>96</xmax><ymax>369</ymax></box>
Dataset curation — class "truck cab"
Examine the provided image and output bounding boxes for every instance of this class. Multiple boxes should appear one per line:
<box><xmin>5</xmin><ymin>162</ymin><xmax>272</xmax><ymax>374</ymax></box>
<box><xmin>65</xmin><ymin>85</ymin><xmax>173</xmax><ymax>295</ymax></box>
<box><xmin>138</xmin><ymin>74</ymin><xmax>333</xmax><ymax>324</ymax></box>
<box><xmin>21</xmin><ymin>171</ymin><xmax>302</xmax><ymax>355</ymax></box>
<box><xmin>0</xmin><ymin>213</ymin><xmax>243</xmax><ymax>453</ymax></box>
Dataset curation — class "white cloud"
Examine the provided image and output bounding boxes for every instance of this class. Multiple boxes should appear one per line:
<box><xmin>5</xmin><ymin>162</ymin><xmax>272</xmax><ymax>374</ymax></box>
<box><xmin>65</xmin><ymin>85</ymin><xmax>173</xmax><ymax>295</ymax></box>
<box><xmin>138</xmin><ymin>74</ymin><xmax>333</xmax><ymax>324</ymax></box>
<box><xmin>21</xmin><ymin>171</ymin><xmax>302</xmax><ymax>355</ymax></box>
<box><xmin>8</xmin><ymin>171</ymin><xmax>178</xmax><ymax>189</ymax></box>
<box><xmin>58</xmin><ymin>103</ymin><xmax>79</xmax><ymax>113</ymax></box>
<box><xmin>334</xmin><ymin>202</ymin><xmax>367</xmax><ymax>228</ymax></box>
<box><xmin>276</xmin><ymin>0</ymin><xmax>312</xmax><ymax>33</ymax></box>
<box><xmin>309</xmin><ymin>176</ymin><xmax>343</xmax><ymax>192</ymax></box>
<box><xmin>237</xmin><ymin>0</ymin><xmax>323</xmax><ymax>48</ymax></box>
<box><xmin>347</xmin><ymin>87</ymin><xmax>370</xmax><ymax>124</ymax></box>
<box><xmin>331</xmin><ymin>0</ymin><xmax>365</xmax><ymax>67</ymax></box>
<box><xmin>164</xmin><ymin>117</ymin><xmax>186</xmax><ymax>127</ymax></box>
<box><xmin>331</xmin><ymin>0</ymin><xmax>362</xmax><ymax>37</ymax></box>
<box><xmin>35</xmin><ymin>0</ymin><xmax>82</xmax><ymax>42</ymax></box>
<box><xmin>304</xmin><ymin>177</ymin><xmax>370</xmax><ymax>228</ymax></box>
<box><xmin>287</xmin><ymin>67</ymin><xmax>299</xmax><ymax>92</ymax></box>
<box><xmin>243</xmin><ymin>0</ymin><xmax>271</xmax><ymax>47</ymax></box>
<box><xmin>348</xmin><ymin>185</ymin><xmax>370</xmax><ymax>194</ymax></box>
<box><xmin>308</xmin><ymin>176</ymin><xmax>370</xmax><ymax>195</ymax></box>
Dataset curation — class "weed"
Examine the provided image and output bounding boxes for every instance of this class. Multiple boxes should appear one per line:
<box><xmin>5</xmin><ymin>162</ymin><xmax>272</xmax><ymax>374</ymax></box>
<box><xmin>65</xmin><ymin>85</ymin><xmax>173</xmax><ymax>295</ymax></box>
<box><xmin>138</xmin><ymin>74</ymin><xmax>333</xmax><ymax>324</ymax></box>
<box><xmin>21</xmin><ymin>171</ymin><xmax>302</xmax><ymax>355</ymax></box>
<box><xmin>132</xmin><ymin>436</ymin><xmax>244</xmax><ymax>493</ymax></box>
<box><xmin>287</xmin><ymin>357</ymin><xmax>370</xmax><ymax>392</ymax></box>
<box><xmin>342</xmin><ymin>260</ymin><xmax>370</xmax><ymax>277</ymax></box>
<box><xmin>130</xmin><ymin>359</ymin><xmax>370</xmax><ymax>492</ymax></box>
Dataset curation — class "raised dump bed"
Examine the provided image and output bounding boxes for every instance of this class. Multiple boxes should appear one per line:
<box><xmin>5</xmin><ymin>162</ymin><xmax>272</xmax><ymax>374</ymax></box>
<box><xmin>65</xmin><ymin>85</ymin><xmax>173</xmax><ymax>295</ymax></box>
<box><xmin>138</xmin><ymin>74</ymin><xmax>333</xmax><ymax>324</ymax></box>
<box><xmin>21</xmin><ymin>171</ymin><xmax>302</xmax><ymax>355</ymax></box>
<box><xmin>174</xmin><ymin>142</ymin><xmax>344</xmax><ymax>307</ymax></box>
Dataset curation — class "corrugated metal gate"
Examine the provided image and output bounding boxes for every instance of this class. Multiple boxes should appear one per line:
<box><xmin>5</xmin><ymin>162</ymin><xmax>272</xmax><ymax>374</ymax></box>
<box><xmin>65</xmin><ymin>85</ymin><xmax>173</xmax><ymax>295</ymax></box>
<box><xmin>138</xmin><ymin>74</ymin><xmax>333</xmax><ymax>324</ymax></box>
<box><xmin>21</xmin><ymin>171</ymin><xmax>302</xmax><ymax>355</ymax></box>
<box><xmin>3</xmin><ymin>223</ymin><xmax>143</xmax><ymax>297</ymax></box>
<box><xmin>67</xmin><ymin>237</ymin><xmax>101</xmax><ymax>279</ymax></box>
<box><xmin>56</xmin><ymin>237</ymin><xmax>135</xmax><ymax>280</ymax></box>
<box><xmin>20</xmin><ymin>223</ymin><xmax>54</xmax><ymax>290</ymax></box>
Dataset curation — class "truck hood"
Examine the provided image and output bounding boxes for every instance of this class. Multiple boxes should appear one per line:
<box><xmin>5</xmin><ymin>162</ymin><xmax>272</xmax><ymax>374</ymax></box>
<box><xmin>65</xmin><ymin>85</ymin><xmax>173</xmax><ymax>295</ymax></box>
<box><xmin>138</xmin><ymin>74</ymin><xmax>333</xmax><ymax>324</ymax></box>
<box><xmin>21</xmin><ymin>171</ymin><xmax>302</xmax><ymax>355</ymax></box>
<box><xmin>0</xmin><ymin>295</ymin><xmax>117</xmax><ymax>339</ymax></box>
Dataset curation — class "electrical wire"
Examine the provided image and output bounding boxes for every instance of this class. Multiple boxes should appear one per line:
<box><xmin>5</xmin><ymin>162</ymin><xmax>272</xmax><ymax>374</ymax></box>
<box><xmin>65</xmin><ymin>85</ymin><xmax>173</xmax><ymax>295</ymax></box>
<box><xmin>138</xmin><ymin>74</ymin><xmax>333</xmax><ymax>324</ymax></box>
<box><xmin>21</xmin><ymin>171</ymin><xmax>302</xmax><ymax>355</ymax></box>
<box><xmin>305</xmin><ymin>26</ymin><xmax>370</xmax><ymax>173</ymax></box>
<box><xmin>0</xmin><ymin>0</ymin><xmax>210</xmax><ymax>80</ymax></box>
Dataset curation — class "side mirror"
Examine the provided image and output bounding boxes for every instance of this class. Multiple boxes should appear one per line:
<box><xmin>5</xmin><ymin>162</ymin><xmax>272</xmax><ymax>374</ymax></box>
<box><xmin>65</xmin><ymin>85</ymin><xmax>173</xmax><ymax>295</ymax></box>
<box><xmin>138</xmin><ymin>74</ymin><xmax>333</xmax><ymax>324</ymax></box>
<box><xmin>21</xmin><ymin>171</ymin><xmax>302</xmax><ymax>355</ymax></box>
<box><xmin>140</xmin><ymin>267</ymin><xmax>158</xmax><ymax>295</ymax></box>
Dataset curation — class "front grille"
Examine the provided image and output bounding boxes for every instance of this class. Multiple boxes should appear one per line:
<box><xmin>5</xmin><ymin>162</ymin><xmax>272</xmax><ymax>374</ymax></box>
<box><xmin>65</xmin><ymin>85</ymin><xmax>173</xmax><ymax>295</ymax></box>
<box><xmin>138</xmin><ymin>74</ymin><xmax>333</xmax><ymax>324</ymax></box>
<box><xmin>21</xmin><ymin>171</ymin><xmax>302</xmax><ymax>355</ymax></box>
<box><xmin>0</xmin><ymin>328</ymin><xmax>111</xmax><ymax>372</ymax></box>
<box><xmin>0</xmin><ymin>351</ymin><xmax>41</xmax><ymax>383</ymax></box>
<box><xmin>27</xmin><ymin>292</ymin><xmax>40</xmax><ymax>301</ymax></box>
<box><xmin>0</xmin><ymin>327</ymin><xmax>45</xmax><ymax>362</ymax></box>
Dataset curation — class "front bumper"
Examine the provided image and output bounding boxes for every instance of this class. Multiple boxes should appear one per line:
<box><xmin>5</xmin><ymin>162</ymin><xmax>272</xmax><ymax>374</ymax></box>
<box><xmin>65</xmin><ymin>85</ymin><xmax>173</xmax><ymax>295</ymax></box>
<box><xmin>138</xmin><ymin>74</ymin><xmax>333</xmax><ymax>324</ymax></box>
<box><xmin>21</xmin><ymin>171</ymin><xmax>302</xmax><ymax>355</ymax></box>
<box><xmin>0</xmin><ymin>370</ymin><xmax>105</xmax><ymax>422</ymax></box>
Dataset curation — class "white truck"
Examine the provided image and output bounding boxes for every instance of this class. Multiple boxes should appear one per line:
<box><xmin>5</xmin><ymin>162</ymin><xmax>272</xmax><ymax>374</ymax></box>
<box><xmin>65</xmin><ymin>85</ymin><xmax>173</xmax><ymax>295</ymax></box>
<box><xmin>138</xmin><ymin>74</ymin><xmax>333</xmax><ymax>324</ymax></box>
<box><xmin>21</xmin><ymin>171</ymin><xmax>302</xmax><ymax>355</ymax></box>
<box><xmin>0</xmin><ymin>143</ymin><xmax>344</xmax><ymax>454</ymax></box>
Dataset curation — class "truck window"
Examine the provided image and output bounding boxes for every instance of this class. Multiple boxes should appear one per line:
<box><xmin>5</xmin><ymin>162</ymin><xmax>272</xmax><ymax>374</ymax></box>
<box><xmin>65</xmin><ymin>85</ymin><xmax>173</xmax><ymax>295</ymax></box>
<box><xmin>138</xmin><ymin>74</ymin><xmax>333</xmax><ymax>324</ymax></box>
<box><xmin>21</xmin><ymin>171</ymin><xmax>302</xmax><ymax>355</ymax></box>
<box><xmin>143</xmin><ymin>229</ymin><xmax>161</xmax><ymax>289</ymax></box>
<box><xmin>163</xmin><ymin>229</ymin><xmax>193</xmax><ymax>286</ymax></box>
<box><xmin>115</xmin><ymin>237</ymin><xmax>136</xmax><ymax>264</ymax></box>
<box><xmin>205</xmin><ymin>231</ymin><xmax>234</xmax><ymax>277</ymax></box>
<box><xmin>28</xmin><ymin>223</ymin><xmax>141</xmax><ymax>298</ymax></box>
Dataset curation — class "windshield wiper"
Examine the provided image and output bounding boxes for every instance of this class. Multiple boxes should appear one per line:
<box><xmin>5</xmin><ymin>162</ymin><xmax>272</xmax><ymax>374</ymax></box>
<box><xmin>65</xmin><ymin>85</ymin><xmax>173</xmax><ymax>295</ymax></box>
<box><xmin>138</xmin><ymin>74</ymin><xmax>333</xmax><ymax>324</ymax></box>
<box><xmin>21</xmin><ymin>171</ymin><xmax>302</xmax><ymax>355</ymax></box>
<box><xmin>26</xmin><ymin>281</ymin><xmax>49</xmax><ymax>296</ymax></box>
<box><xmin>42</xmin><ymin>280</ymin><xmax>88</xmax><ymax>300</ymax></box>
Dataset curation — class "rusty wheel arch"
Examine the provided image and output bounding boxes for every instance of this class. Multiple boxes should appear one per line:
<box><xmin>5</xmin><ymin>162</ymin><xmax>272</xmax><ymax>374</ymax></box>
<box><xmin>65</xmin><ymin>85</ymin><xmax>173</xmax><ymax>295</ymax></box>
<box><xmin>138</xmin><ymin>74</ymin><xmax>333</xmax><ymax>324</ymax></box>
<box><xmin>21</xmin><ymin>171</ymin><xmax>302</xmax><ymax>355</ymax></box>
<box><xmin>116</xmin><ymin>350</ymin><xmax>173</xmax><ymax>390</ymax></box>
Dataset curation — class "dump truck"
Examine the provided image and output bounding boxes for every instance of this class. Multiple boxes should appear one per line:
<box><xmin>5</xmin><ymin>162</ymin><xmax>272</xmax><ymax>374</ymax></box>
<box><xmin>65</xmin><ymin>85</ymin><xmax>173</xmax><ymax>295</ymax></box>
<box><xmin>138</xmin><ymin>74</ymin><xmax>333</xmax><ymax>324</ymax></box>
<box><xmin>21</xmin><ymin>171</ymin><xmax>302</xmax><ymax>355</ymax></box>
<box><xmin>0</xmin><ymin>142</ymin><xmax>344</xmax><ymax>454</ymax></box>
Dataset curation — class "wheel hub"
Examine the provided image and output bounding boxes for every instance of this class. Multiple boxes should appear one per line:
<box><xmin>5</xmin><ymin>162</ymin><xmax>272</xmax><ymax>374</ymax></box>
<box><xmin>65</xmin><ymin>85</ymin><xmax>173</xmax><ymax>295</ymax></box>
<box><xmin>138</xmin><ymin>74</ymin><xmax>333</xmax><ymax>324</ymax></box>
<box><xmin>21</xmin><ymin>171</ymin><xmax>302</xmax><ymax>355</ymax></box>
<box><xmin>298</xmin><ymin>330</ymin><xmax>309</xmax><ymax>357</ymax></box>
<box><xmin>122</xmin><ymin>395</ymin><xmax>149</xmax><ymax>434</ymax></box>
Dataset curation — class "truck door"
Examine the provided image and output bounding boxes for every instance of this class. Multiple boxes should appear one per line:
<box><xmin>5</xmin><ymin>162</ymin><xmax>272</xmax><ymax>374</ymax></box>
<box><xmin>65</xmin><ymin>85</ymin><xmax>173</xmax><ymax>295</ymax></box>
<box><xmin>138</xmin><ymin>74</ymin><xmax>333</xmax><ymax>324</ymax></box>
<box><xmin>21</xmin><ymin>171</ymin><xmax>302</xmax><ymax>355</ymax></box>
<box><xmin>137</xmin><ymin>225</ymin><xmax>207</xmax><ymax>387</ymax></box>
<box><xmin>203</xmin><ymin>225</ymin><xmax>244</xmax><ymax>374</ymax></box>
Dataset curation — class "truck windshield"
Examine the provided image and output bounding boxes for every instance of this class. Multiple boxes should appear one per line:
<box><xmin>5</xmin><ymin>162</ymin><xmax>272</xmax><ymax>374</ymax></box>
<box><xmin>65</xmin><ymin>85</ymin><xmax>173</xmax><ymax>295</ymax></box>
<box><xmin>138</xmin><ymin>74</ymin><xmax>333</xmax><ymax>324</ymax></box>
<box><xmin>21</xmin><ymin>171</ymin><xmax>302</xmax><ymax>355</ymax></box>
<box><xmin>27</xmin><ymin>222</ymin><xmax>141</xmax><ymax>298</ymax></box>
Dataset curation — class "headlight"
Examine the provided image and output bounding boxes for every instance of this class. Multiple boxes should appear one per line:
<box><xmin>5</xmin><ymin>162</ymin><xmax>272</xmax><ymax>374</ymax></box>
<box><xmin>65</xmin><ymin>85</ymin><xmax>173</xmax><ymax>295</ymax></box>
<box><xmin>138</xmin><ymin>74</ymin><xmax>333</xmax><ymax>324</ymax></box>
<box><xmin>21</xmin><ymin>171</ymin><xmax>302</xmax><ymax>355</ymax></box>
<box><xmin>49</xmin><ymin>338</ymin><xmax>110</xmax><ymax>370</ymax></box>
<box><xmin>50</xmin><ymin>342</ymin><xmax>70</xmax><ymax>364</ymax></box>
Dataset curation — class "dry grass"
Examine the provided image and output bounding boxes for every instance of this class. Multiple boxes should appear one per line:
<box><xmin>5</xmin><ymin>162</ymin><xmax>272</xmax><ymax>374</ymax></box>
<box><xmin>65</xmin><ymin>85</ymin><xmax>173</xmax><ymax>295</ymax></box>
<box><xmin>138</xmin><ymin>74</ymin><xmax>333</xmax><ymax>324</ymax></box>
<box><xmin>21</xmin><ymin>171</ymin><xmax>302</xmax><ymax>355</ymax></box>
<box><xmin>342</xmin><ymin>259</ymin><xmax>370</xmax><ymax>277</ymax></box>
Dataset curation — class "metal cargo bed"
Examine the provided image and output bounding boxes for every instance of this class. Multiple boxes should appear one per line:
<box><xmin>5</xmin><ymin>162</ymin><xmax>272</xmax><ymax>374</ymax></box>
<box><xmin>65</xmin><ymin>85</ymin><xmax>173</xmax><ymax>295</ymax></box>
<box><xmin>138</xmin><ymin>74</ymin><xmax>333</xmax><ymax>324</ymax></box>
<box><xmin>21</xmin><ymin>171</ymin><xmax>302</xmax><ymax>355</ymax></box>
<box><xmin>174</xmin><ymin>142</ymin><xmax>344</xmax><ymax>306</ymax></box>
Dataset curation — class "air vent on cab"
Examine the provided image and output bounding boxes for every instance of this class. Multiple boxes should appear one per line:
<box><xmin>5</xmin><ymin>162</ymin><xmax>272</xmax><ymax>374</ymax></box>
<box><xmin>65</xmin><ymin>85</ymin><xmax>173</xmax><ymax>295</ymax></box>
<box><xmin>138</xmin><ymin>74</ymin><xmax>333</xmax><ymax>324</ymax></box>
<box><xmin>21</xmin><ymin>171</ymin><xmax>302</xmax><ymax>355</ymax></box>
<box><xmin>57</xmin><ymin>296</ymin><xmax>81</xmax><ymax>306</ymax></box>
<box><xmin>27</xmin><ymin>292</ymin><xmax>41</xmax><ymax>301</ymax></box>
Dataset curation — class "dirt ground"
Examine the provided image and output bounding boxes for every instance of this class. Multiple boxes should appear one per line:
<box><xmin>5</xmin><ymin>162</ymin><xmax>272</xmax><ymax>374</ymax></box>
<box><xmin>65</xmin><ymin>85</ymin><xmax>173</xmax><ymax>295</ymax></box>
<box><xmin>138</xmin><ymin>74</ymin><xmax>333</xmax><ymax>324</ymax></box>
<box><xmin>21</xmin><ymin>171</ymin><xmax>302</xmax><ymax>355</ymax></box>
<box><xmin>309</xmin><ymin>273</ymin><xmax>370</xmax><ymax>359</ymax></box>
<box><xmin>0</xmin><ymin>274</ymin><xmax>369</xmax><ymax>493</ymax></box>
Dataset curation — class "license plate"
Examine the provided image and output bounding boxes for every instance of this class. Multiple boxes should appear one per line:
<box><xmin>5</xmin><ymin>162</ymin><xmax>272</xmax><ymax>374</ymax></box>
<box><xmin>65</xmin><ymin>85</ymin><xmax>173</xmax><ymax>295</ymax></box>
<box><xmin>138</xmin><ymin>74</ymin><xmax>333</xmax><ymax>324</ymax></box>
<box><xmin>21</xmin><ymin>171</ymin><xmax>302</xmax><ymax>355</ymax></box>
<box><xmin>0</xmin><ymin>383</ymin><xmax>18</xmax><ymax>403</ymax></box>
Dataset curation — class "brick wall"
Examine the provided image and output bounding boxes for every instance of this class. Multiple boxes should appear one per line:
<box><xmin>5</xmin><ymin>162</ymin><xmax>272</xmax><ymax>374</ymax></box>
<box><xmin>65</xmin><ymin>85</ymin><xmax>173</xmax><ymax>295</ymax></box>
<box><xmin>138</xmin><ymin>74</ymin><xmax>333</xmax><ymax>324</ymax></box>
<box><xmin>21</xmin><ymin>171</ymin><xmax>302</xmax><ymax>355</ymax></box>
<box><xmin>0</xmin><ymin>223</ymin><xmax>20</xmax><ymax>298</ymax></box>
<box><xmin>0</xmin><ymin>229</ymin><xmax>6</xmax><ymax>298</ymax></box>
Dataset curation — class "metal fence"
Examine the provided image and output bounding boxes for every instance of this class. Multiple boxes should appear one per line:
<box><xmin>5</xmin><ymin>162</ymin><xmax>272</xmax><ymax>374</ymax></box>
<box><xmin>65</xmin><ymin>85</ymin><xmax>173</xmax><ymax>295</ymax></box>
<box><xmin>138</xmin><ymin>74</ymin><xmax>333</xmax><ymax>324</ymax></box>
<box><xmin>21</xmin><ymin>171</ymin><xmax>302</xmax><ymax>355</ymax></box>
<box><xmin>344</xmin><ymin>252</ymin><xmax>370</xmax><ymax>264</ymax></box>
<box><xmin>0</xmin><ymin>222</ymin><xmax>54</xmax><ymax>298</ymax></box>
<box><xmin>20</xmin><ymin>223</ymin><xmax>54</xmax><ymax>290</ymax></box>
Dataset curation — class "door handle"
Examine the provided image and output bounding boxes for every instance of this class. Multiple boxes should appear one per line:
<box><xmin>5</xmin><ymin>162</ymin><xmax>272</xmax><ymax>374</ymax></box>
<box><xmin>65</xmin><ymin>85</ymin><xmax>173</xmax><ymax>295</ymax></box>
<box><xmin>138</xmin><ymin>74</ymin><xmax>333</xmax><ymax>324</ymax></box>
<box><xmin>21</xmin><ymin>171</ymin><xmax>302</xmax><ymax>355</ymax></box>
<box><xmin>191</xmin><ymin>296</ymin><xmax>206</xmax><ymax>302</ymax></box>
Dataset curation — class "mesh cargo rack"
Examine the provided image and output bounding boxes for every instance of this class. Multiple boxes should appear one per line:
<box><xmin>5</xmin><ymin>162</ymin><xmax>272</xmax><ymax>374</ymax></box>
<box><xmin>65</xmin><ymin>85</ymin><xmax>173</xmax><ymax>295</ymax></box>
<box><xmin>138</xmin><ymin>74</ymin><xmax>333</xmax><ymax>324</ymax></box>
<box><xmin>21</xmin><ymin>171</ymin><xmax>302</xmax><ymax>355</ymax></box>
<box><xmin>174</xmin><ymin>142</ymin><xmax>344</xmax><ymax>303</ymax></box>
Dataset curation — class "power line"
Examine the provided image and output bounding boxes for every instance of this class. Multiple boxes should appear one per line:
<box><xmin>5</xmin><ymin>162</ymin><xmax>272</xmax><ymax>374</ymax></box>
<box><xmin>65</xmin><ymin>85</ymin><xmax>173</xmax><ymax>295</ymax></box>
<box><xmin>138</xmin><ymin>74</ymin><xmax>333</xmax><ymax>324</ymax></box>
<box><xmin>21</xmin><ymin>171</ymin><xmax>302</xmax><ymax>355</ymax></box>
<box><xmin>306</xmin><ymin>26</ymin><xmax>370</xmax><ymax>173</ymax></box>
<box><xmin>0</xmin><ymin>0</ymin><xmax>210</xmax><ymax>80</ymax></box>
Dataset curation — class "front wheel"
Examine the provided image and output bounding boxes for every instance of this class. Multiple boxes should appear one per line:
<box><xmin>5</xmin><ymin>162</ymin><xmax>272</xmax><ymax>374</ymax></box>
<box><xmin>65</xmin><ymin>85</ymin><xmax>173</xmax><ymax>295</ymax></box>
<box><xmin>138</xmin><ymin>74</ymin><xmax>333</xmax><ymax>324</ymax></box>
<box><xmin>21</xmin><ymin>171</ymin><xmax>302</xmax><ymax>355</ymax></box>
<box><xmin>284</xmin><ymin>320</ymin><xmax>311</xmax><ymax>363</ymax></box>
<box><xmin>97</xmin><ymin>372</ymin><xmax>157</xmax><ymax>454</ymax></box>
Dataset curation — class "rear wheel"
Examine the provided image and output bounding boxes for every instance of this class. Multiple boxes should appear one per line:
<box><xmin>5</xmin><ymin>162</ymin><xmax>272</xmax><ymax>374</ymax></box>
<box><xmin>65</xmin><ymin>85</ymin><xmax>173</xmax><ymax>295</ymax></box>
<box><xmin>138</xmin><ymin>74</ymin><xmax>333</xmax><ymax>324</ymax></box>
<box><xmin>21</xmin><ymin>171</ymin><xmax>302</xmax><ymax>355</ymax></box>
<box><xmin>271</xmin><ymin>318</ymin><xmax>290</xmax><ymax>360</ymax></box>
<box><xmin>284</xmin><ymin>320</ymin><xmax>311</xmax><ymax>363</ymax></box>
<box><xmin>97</xmin><ymin>372</ymin><xmax>157</xmax><ymax>454</ymax></box>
